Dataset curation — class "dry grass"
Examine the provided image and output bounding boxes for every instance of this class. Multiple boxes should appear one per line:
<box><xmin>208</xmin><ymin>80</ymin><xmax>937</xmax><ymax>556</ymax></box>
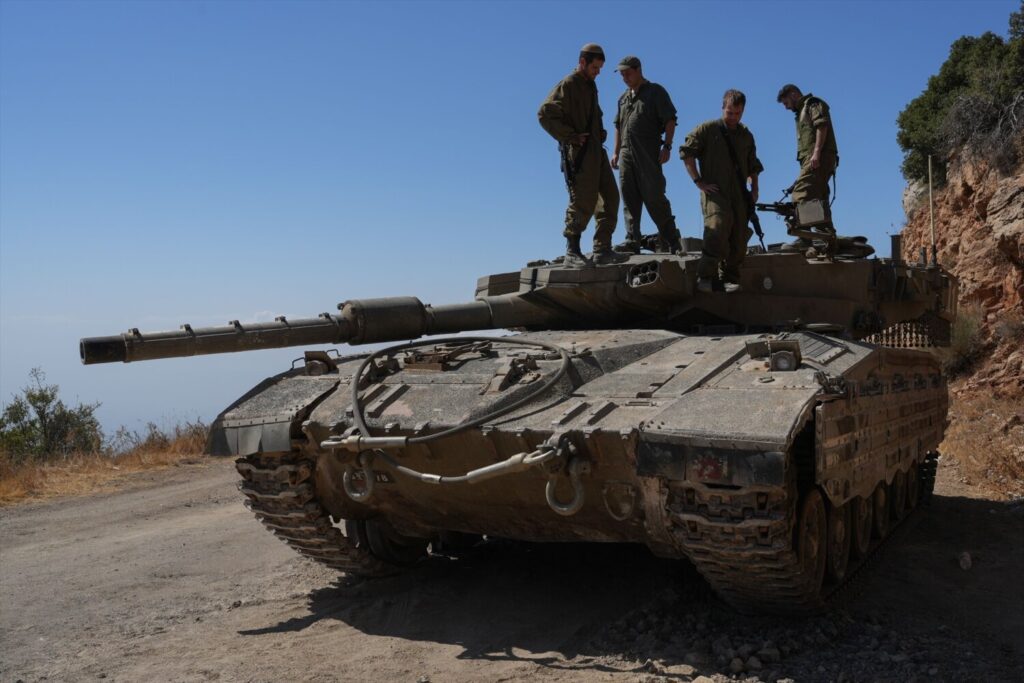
<box><xmin>940</xmin><ymin>386</ymin><xmax>1024</xmax><ymax>499</ymax></box>
<box><xmin>0</xmin><ymin>423</ymin><xmax>209</xmax><ymax>507</ymax></box>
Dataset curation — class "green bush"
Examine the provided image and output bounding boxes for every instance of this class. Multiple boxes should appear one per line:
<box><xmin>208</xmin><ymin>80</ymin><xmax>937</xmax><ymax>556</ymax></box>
<box><xmin>897</xmin><ymin>3</ymin><xmax>1024</xmax><ymax>184</ymax></box>
<box><xmin>0</xmin><ymin>368</ymin><xmax>104</xmax><ymax>463</ymax></box>
<box><xmin>943</xmin><ymin>304</ymin><xmax>986</xmax><ymax>375</ymax></box>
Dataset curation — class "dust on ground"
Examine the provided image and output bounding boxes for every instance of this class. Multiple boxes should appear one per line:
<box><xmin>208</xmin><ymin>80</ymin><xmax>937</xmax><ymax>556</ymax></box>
<box><xmin>1</xmin><ymin>457</ymin><xmax>1022</xmax><ymax>683</ymax></box>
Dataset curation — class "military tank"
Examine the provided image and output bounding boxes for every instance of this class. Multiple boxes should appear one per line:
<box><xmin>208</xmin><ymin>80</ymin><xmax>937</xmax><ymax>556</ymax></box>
<box><xmin>80</xmin><ymin>237</ymin><xmax>956</xmax><ymax>614</ymax></box>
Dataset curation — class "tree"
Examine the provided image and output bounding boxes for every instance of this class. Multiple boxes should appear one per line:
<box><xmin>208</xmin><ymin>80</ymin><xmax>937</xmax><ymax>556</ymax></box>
<box><xmin>897</xmin><ymin>6</ymin><xmax>1024</xmax><ymax>184</ymax></box>
<box><xmin>0</xmin><ymin>368</ymin><xmax>104</xmax><ymax>463</ymax></box>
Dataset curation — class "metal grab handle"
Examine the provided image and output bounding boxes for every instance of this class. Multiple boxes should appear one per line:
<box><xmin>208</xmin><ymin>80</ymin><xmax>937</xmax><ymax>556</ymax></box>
<box><xmin>545</xmin><ymin>458</ymin><xmax>587</xmax><ymax>516</ymax></box>
<box><xmin>342</xmin><ymin>453</ymin><xmax>375</xmax><ymax>502</ymax></box>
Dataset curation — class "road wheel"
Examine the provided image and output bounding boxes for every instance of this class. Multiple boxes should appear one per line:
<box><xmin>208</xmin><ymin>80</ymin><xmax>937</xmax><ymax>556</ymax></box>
<box><xmin>346</xmin><ymin>519</ymin><xmax>429</xmax><ymax>566</ymax></box>
<box><xmin>906</xmin><ymin>461</ymin><xmax>920</xmax><ymax>510</ymax></box>
<box><xmin>850</xmin><ymin>495</ymin><xmax>873</xmax><ymax>559</ymax></box>
<box><xmin>891</xmin><ymin>470</ymin><xmax>907</xmax><ymax>522</ymax></box>
<box><xmin>797</xmin><ymin>490</ymin><xmax>827</xmax><ymax>595</ymax></box>
<box><xmin>825</xmin><ymin>500</ymin><xmax>851</xmax><ymax>584</ymax></box>
<box><xmin>872</xmin><ymin>483</ymin><xmax>890</xmax><ymax>539</ymax></box>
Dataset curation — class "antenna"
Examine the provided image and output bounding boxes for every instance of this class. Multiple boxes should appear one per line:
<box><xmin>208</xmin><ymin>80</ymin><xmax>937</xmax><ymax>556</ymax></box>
<box><xmin>928</xmin><ymin>155</ymin><xmax>937</xmax><ymax>267</ymax></box>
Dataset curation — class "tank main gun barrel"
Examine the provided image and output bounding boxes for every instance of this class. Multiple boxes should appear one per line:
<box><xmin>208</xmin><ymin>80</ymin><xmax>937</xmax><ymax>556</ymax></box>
<box><xmin>80</xmin><ymin>295</ymin><xmax>551</xmax><ymax>365</ymax></box>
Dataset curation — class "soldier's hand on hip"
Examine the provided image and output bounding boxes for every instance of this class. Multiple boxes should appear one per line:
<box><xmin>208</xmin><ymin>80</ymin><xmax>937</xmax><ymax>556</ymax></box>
<box><xmin>611</xmin><ymin>153</ymin><xmax>619</xmax><ymax>170</ymax></box>
<box><xmin>810</xmin><ymin>151</ymin><xmax>821</xmax><ymax>170</ymax></box>
<box><xmin>659</xmin><ymin>148</ymin><xmax>671</xmax><ymax>165</ymax></box>
<box><xmin>696</xmin><ymin>180</ymin><xmax>719</xmax><ymax>195</ymax></box>
<box><xmin>571</xmin><ymin>133</ymin><xmax>589</xmax><ymax>146</ymax></box>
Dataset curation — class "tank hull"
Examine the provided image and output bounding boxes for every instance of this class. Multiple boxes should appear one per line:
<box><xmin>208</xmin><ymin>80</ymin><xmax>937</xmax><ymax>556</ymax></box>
<box><xmin>222</xmin><ymin>328</ymin><xmax>946</xmax><ymax>613</ymax></box>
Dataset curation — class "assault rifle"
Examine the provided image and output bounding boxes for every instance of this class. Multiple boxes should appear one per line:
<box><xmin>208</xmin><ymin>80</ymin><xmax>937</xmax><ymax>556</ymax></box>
<box><xmin>754</xmin><ymin>201</ymin><xmax>796</xmax><ymax>219</ymax></box>
<box><xmin>559</xmin><ymin>141</ymin><xmax>585</xmax><ymax>201</ymax></box>
<box><xmin>744</xmin><ymin>189</ymin><xmax>767</xmax><ymax>251</ymax></box>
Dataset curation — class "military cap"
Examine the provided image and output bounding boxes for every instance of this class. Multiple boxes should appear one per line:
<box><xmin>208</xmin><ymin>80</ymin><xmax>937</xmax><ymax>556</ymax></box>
<box><xmin>579</xmin><ymin>43</ymin><xmax>605</xmax><ymax>59</ymax></box>
<box><xmin>615</xmin><ymin>55</ymin><xmax>642</xmax><ymax>71</ymax></box>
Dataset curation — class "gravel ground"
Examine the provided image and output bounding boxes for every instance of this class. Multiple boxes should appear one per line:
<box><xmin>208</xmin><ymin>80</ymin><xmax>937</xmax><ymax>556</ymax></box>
<box><xmin>1</xmin><ymin>457</ymin><xmax>1021</xmax><ymax>682</ymax></box>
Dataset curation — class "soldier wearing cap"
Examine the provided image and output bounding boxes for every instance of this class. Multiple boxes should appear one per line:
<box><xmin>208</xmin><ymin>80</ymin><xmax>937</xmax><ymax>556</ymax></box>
<box><xmin>538</xmin><ymin>43</ymin><xmax>625</xmax><ymax>266</ymax></box>
<box><xmin>610</xmin><ymin>55</ymin><xmax>682</xmax><ymax>255</ymax></box>
<box><xmin>679</xmin><ymin>89</ymin><xmax>763</xmax><ymax>293</ymax></box>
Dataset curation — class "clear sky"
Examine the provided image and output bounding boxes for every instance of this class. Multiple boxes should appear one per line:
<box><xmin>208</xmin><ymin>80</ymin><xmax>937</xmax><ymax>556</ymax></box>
<box><xmin>1</xmin><ymin>0</ymin><xmax>1018</xmax><ymax>436</ymax></box>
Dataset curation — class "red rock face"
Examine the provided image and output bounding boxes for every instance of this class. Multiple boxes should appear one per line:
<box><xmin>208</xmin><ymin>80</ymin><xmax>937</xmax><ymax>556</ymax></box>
<box><xmin>901</xmin><ymin>157</ymin><xmax>1024</xmax><ymax>399</ymax></box>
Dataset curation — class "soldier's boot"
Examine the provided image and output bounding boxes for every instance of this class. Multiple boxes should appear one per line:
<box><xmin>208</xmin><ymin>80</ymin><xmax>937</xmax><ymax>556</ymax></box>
<box><xmin>664</xmin><ymin>226</ymin><xmax>684</xmax><ymax>255</ymax></box>
<box><xmin>614</xmin><ymin>230</ymin><xmax>643</xmax><ymax>254</ymax></box>
<box><xmin>696</xmin><ymin>277</ymin><xmax>714</xmax><ymax>294</ymax></box>
<box><xmin>564</xmin><ymin>235</ymin><xmax>589</xmax><ymax>267</ymax></box>
<box><xmin>592</xmin><ymin>245</ymin><xmax>630</xmax><ymax>265</ymax></box>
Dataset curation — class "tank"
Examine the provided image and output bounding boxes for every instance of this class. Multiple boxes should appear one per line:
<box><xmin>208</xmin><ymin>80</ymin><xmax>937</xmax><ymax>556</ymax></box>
<box><xmin>80</xmin><ymin>239</ymin><xmax>957</xmax><ymax>614</ymax></box>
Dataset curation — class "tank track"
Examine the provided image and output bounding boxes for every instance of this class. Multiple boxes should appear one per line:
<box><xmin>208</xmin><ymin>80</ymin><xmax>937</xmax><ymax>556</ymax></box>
<box><xmin>667</xmin><ymin>453</ymin><xmax>939</xmax><ymax>614</ymax></box>
<box><xmin>235</xmin><ymin>451</ymin><xmax>396</xmax><ymax>577</ymax></box>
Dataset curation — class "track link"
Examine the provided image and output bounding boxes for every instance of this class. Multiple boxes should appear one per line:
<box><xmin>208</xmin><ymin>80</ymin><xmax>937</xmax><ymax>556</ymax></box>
<box><xmin>236</xmin><ymin>452</ymin><xmax>397</xmax><ymax>577</ymax></box>
<box><xmin>667</xmin><ymin>453</ymin><xmax>939</xmax><ymax>614</ymax></box>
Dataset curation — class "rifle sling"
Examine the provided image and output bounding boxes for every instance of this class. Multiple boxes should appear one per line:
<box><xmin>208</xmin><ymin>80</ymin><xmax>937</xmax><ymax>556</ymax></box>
<box><xmin>562</xmin><ymin>84</ymin><xmax>599</xmax><ymax>174</ymax></box>
<box><xmin>718</xmin><ymin>123</ymin><xmax>751</xmax><ymax>206</ymax></box>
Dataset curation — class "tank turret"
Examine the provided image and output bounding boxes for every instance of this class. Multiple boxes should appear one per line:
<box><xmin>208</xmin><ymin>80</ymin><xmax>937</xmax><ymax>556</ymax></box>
<box><xmin>81</xmin><ymin>250</ymin><xmax>956</xmax><ymax>365</ymax></box>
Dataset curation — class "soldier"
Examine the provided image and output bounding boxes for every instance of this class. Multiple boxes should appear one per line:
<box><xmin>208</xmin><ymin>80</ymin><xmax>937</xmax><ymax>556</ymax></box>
<box><xmin>538</xmin><ymin>43</ymin><xmax>626</xmax><ymax>266</ymax></box>
<box><xmin>610</xmin><ymin>55</ymin><xmax>683</xmax><ymax>255</ymax></box>
<box><xmin>679</xmin><ymin>90</ymin><xmax>763</xmax><ymax>293</ymax></box>
<box><xmin>776</xmin><ymin>84</ymin><xmax>839</xmax><ymax>249</ymax></box>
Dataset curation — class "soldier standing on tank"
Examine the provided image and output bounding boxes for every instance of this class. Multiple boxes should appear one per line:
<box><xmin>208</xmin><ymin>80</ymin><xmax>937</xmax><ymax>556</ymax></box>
<box><xmin>609</xmin><ymin>56</ymin><xmax>683</xmax><ymax>255</ymax></box>
<box><xmin>776</xmin><ymin>84</ymin><xmax>839</xmax><ymax>250</ymax></box>
<box><xmin>538</xmin><ymin>44</ymin><xmax>627</xmax><ymax>267</ymax></box>
<box><xmin>679</xmin><ymin>89</ymin><xmax>763</xmax><ymax>293</ymax></box>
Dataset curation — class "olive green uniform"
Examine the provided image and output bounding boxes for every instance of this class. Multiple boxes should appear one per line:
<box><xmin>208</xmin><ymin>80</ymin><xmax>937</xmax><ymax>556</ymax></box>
<box><xmin>614</xmin><ymin>81</ymin><xmax>677</xmax><ymax>243</ymax></box>
<box><xmin>679</xmin><ymin>119</ymin><xmax>764</xmax><ymax>282</ymax></box>
<box><xmin>538</xmin><ymin>71</ymin><xmax>619</xmax><ymax>249</ymax></box>
<box><xmin>790</xmin><ymin>93</ymin><xmax>838</xmax><ymax>203</ymax></box>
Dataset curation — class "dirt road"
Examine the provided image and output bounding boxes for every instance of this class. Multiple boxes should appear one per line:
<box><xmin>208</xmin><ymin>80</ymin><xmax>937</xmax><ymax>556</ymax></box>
<box><xmin>2</xmin><ymin>458</ymin><xmax>1022</xmax><ymax>683</ymax></box>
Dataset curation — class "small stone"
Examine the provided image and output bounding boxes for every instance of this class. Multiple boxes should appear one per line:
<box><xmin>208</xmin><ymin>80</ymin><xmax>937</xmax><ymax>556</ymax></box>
<box><xmin>958</xmin><ymin>551</ymin><xmax>972</xmax><ymax>570</ymax></box>
<box><xmin>757</xmin><ymin>647</ymin><xmax>781</xmax><ymax>663</ymax></box>
<box><xmin>729</xmin><ymin>657</ymin><xmax>745</xmax><ymax>674</ymax></box>
<box><xmin>746</xmin><ymin>656</ymin><xmax>763</xmax><ymax>671</ymax></box>
<box><xmin>738</xmin><ymin>644</ymin><xmax>755</xmax><ymax>659</ymax></box>
<box><xmin>416</xmin><ymin>677</ymin><xmax>430</xmax><ymax>683</ymax></box>
<box><xmin>692</xmin><ymin>677</ymin><xmax>716</xmax><ymax>683</ymax></box>
<box><xmin>642</xmin><ymin>659</ymin><xmax>663</xmax><ymax>674</ymax></box>
<box><xmin>684</xmin><ymin>651</ymin><xmax>706</xmax><ymax>665</ymax></box>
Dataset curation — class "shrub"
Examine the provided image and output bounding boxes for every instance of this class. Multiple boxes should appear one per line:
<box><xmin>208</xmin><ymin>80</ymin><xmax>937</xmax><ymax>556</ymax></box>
<box><xmin>0</xmin><ymin>368</ymin><xmax>103</xmax><ymax>464</ymax></box>
<box><xmin>943</xmin><ymin>304</ymin><xmax>986</xmax><ymax>375</ymax></box>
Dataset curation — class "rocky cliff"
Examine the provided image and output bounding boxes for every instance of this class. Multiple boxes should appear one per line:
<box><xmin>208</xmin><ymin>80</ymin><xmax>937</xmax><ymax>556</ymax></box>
<box><xmin>902</xmin><ymin>155</ymin><xmax>1024</xmax><ymax>399</ymax></box>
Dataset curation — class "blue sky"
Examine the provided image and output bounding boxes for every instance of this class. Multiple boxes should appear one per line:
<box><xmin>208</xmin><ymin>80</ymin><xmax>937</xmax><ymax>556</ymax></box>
<box><xmin>1</xmin><ymin>0</ymin><xmax>1018</xmax><ymax>435</ymax></box>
